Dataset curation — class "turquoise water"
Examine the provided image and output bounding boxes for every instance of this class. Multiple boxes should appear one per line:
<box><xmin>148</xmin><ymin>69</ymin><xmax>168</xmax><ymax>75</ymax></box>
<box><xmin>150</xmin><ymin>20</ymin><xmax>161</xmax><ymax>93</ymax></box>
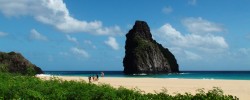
<box><xmin>44</xmin><ymin>71</ymin><xmax>250</xmax><ymax>80</ymax></box>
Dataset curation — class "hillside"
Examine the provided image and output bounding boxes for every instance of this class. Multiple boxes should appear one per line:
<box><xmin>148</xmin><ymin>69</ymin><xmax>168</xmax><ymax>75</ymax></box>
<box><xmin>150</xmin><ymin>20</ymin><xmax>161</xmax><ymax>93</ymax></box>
<box><xmin>0</xmin><ymin>51</ymin><xmax>43</xmax><ymax>75</ymax></box>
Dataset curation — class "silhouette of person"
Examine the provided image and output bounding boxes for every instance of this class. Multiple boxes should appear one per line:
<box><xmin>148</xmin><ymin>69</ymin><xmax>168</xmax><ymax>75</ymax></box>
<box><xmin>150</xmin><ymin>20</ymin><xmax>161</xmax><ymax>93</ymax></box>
<box><xmin>88</xmin><ymin>76</ymin><xmax>91</xmax><ymax>83</ymax></box>
<box><xmin>101</xmin><ymin>72</ymin><xmax>104</xmax><ymax>77</ymax></box>
<box><xmin>96</xmin><ymin>74</ymin><xmax>99</xmax><ymax>81</ymax></box>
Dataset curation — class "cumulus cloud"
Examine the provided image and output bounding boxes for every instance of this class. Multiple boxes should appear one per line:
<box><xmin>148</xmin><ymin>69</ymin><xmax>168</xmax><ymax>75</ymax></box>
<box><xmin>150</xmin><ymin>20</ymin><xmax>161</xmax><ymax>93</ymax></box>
<box><xmin>66</xmin><ymin>35</ymin><xmax>78</xmax><ymax>43</ymax></box>
<box><xmin>182</xmin><ymin>17</ymin><xmax>224</xmax><ymax>34</ymax></box>
<box><xmin>104</xmin><ymin>37</ymin><xmax>119</xmax><ymax>50</ymax></box>
<box><xmin>0</xmin><ymin>31</ymin><xmax>8</xmax><ymax>37</ymax></box>
<box><xmin>157</xmin><ymin>23</ymin><xmax>228</xmax><ymax>51</ymax></box>
<box><xmin>155</xmin><ymin>18</ymin><xmax>228</xmax><ymax>61</ymax></box>
<box><xmin>71</xmin><ymin>47</ymin><xmax>89</xmax><ymax>58</ymax></box>
<box><xmin>0</xmin><ymin>0</ymin><xmax>122</xmax><ymax>35</ymax></box>
<box><xmin>162</xmin><ymin>6</ymin><xmax>173</xmax><ymax>14</ymax></box>
<box><xmin>30</xmin><ymin>29</ymin><xmax>48</xmax><ymax>41</ymax></box>
<box><xmin>188</xmin><ymin>0</ymin><xmax>197</xmax><ymax>5</ymax></box>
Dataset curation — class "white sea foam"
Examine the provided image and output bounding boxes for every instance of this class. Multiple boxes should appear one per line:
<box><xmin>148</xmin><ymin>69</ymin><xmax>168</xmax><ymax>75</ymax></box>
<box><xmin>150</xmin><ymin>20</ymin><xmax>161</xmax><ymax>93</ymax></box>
<box><xmin>35</xmin><ymin>74</ymin><xmax>51</xmax><ymax>77</ymax></box>
<box><xmin>202</xmin><ymin>78</ymin><xmax>214</xmax><ymax>80</ymax></box>
<box><xmin>179</xmin><ymin>73</ymin><xmax>190</xmax><ymax>75</ymax></box>
<box><xmin>132</xmin><ymin>73</ymin><xmax>147</xmax><ymax>76</ymax></box>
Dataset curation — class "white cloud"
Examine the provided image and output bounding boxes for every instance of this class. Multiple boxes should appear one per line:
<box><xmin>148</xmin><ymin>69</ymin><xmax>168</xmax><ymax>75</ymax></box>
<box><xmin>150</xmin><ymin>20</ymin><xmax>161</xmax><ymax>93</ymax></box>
<box><xmin>157</xmin><ymin>23</ymin><xmax>228</xmax><ymax>51</ymax></box>
<box><xmin>70</xmin><ymin>47</ymin><xmax>89</xmax><ymax>58</ymax></box>
<box><xmin>238</xmin><ymin>48</ymin><xmax>250</xmax><ymax>55</ymax></box>
<box><xmin>84</xmin><ymin>40</ymin><xmax>92</xmax><ymax>45</ymax></box>
<box><xmin>59</xmin><ymin>52</ymin><xmax>69</xmax><ymax>56</ymax></box>
<box><xmin>30</xmin><ymin>29</ymin><xmax>48</xmax><ymax>41</ymax></box>
<box><xmin>104</xmin><ymin>37</ymin><xmax>119</xmax><ymax>50</ymax></box>
<box><xmin>0</xmin><ymin>31</ymin><xmax>8</xmax><ymax>37</ymax></box>
<box><xmin>184</xmin><ymin>51</ymin><xmax>202</xmax><ymax>60</ymax></box>
<box><xmin>66</xmin><ymin>35</ymin><xmax>78</xmax><ymax>43</ymax></box>
<box><xmin>155</xmin><ymin>18</ymin><xmax>228</xmax><ymax>61</ymax></box>
<box><xmin>0</xmin><ymin>0</ymin><xmax>122</xmax><ymax>35</ymax></box>
<box><xmin>188</xmin><ymin>0</ymin><xmax>197</xmax><ymax>5</ymax></box>
<box><xmin>0</xmin><ymin>0</ymin><xmax>40</xmax><ymax>17</ymax></box>
<box><xmin>127</xmin><ymin>24</ymin><xmax>133</xmax><ymax>29</ymax></box>
<box><xmin>162</xmin><ymin>6</ymin><xmax>173</xmax><ymax>14</ymax></box>
<box><xmin>84</xmin><ymin>40</ymin><xmax>96</xmax><ymax>49</ymax></box>
<box><xmin>182</xmin><ymin>17</ymin><xmax>224</xmax><ymax>34</ymax></box>
<box><xmin>226</xmin><ymin>48</ymin><xmax>250</xmax><ymax>64</ymax></box>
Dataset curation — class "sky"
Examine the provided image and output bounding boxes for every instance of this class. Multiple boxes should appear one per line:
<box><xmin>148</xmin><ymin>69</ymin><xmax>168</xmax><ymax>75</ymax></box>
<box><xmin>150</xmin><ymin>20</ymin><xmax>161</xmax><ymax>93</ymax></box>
<box><xmin>0</xmin><ymin>0</ymin><xmax>250</xmax><ymax>71</ymax></box>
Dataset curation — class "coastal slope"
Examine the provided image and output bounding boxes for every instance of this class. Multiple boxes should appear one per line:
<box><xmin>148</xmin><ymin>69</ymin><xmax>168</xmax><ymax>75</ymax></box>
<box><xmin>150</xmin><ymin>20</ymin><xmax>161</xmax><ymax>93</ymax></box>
<box><xmin>0</xmin><ymin>51</ymin><xmax>43</xmax><ymax>75</ymax></box>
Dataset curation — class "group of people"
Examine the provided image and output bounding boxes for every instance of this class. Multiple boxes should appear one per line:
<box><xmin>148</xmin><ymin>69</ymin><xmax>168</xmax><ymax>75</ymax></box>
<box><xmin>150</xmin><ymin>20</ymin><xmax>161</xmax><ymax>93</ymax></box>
<box><xmin>88</xmin><ymin>72</ymin><xmax>104</xmax><ymax>83</ymax></box>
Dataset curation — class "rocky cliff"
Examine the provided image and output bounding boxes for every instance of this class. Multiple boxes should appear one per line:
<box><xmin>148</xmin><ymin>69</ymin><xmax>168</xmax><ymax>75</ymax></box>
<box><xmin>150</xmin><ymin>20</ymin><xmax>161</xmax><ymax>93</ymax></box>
<box><xmin>0</xmin><ymin>51</ymin><xmax>43</xmax><ymax>75</ymax></box>
<box><xmin>123</xmin><ymin>21</ymin><xmax>179</xmax><ymax>74</ymax></box>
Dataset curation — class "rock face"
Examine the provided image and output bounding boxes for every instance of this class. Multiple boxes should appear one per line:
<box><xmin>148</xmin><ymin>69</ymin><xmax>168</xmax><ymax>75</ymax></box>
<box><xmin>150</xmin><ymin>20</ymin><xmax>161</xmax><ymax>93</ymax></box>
<box><xmin>0</xmin><ymin>51</ymin><xmax>43</xmax><ymax>75</ymax></box>
<box><xmin>123</xmin><ymin>21</ymin><xmax>179</xmax><ymax>74</ymax></box>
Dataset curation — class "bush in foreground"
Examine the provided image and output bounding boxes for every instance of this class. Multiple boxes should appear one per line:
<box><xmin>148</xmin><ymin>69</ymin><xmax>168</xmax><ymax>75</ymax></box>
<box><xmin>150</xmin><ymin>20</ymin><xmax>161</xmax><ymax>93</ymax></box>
<box><xmin>0</xmin><ymin>73</ymin><xmax>239</xmax><ymax>100</ymax></box>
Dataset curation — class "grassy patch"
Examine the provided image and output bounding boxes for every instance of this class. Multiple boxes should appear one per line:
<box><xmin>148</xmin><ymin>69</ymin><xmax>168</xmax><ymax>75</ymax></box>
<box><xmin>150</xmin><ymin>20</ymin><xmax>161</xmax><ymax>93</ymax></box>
<box><xmin>0</xmin><ymin>73</ymin><xmax>239</xmax><ymax>100</ymax></box>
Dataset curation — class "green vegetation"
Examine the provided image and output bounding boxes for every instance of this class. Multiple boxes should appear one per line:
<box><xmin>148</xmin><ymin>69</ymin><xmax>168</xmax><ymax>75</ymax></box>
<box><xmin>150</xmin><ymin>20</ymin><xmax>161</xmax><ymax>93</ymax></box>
<box><xmin>0</xmin><ymin>51</ymin><xmax>43</xmax><ymax>75</ymax></box>
<box><xmin>133</xmin><ymin>35</ymin><xmax>152</xmax><ymax>51</ymax></box>
<box><xmin>0</xmin><ymin>73</ymin><xmax>239</xmax><ymax>100</ymax></box>
<box><xmin>0</xmin><ymin>63</ymin><xmax>8</xmax><ymax>72</ymax></box>
<box><xmin>133</xmin><ymin>35</ymin><xmax>155</xmax><ymax>60</ymax></box>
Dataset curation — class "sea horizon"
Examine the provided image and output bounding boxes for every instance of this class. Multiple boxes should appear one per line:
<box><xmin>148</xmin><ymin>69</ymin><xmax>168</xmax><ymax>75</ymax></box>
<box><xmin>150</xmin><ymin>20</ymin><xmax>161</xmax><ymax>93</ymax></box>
<box><xmin>42</xmin><ymin>71</ymin><xmax>250</xmax><ymax>80</ymax></box>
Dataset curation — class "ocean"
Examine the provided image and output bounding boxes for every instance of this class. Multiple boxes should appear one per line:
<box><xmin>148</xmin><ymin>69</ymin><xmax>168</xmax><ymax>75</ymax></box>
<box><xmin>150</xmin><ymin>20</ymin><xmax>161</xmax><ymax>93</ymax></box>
<box><xmin>44</xmin><ymin>71</ymin><xmax>250</xmax><ymax>80</ymax></box>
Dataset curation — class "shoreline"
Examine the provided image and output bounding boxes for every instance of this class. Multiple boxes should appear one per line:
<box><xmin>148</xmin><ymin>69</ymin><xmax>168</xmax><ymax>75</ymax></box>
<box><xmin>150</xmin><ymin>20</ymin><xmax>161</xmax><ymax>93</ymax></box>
<box><xmin>36</xmin><ymin>74</ymin><xmax>250</xmax><ymax>81</ymax></box>
<box><xmin>37</xmin><ymin>75</ymin><xmax>250</xmax><ymax>100</ymax></box>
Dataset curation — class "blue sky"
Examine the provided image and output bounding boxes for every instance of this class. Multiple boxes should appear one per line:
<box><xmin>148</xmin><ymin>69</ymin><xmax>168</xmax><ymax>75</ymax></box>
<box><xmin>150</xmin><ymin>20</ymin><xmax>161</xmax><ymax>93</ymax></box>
<box><xmin>0</xmin><ymin>0</ymin><xmax>250</xmax><ymax>71</ymax></box>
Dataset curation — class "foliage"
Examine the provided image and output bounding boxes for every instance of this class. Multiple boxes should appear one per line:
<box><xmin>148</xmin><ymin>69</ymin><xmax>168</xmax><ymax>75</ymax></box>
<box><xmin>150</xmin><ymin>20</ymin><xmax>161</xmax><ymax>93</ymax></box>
<box><xmin>0</xmin><ymin>51</ymin><xmax>42</xmax><ymax>75</ymax></box>
<box><xmin>26</xmin><ymin>65</ymin><xmax>36</xmax><ymax>76</ymax></box>
<box><xmin>0</xmin><ymin>73</ymin><xmax>239</xmax><ymax>100</ymax></box>
<box><xmin>133</xmin><ymin>35</ymin><xmax>152</xmax><ymax>53</ymax></box>
<box><xmin>0</xmin><ymin>63</ymin><xmax>8</xmax><ymax>72</ymax></box>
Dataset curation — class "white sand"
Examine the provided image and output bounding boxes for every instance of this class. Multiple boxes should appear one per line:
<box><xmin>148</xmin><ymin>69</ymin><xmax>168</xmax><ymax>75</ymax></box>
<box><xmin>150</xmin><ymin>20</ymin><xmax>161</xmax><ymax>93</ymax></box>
<box><xmin>37</xmin><ymin>75</ymin><xmax>250</xmax><ymax>100</ymax></box>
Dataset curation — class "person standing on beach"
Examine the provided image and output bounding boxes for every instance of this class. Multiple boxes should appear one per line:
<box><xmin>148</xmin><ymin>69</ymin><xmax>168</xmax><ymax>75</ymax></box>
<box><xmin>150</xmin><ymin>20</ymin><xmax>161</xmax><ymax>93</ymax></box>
<box><xmin>92</xmin><ymin>74</ymin><xmax>95</xmax><ymax>80</ymax></box>
<box><xmin>96</xmin><ymin>74</ymin><xmax>99</xmax><ymax>81</ymax></box>
<box><xmin>88</xmin><ymin>76</ymin><xmax>91</xmax><ymax>83</ymax></box>
<box><xmin>101</xmin><ymin>72</ymin><xmax>104</xmax><ymax>77</ymax></box>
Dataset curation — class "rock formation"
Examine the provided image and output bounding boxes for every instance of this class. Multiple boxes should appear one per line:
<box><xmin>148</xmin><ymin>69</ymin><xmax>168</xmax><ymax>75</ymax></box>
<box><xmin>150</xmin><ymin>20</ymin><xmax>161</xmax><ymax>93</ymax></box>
<box><xmin>0</xmin><ymin>51</ymin><xmax>43</xmax><ymax>75</ymax></box>
<box><xmin>123</xmin><ymin>21</ymin><xmax>179</xmax><ymax>74</ymax></box>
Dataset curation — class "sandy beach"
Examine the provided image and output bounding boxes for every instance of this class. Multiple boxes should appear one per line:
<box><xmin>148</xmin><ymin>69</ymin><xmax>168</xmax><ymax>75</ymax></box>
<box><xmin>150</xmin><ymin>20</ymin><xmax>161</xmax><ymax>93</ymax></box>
<box><xmin>37</xmin><ymin>75</ymin><xmax>250</xmax><ymax>100</ymax></box>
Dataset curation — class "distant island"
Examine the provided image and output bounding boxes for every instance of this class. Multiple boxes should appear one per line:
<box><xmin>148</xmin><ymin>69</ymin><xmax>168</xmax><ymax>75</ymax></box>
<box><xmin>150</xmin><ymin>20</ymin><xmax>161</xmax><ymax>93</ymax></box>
<box><xmin>0</xmin><ymin>51</ymin><xmax>43</xmax><ymax>75</ymax></box>
<box><xmin>123</xmin><ymin>21</ymin><xmax>179</xmax><ymax>74</ymax></box>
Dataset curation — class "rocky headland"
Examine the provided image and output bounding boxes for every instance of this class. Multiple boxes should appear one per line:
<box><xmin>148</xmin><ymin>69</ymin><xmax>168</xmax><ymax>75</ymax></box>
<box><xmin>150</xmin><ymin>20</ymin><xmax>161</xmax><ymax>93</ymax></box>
<box><xmin>0</xmin><ymin>51</ymin><xmax>43</xmax><ymax>75</ymax></box>
<box><xmin>123</xmin><ymin>21</ymin><xmax>179</xmax><ymax>74</ymax></box>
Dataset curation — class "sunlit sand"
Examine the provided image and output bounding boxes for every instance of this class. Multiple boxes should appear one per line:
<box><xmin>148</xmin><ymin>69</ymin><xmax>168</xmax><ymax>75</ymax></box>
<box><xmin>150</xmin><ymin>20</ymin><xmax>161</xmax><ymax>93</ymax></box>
<box><xmin>37</xmin><ymin>75</ymin><xmax>250</xmax><ymax>100</ymax></box>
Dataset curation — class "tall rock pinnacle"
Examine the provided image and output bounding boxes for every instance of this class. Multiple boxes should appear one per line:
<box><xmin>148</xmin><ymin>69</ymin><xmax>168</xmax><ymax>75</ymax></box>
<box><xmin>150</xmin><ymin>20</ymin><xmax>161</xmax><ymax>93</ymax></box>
<box><xmin>123</xmin><ymin>20</ymin><xmax>179</xmax><ymax>74</ymax></box>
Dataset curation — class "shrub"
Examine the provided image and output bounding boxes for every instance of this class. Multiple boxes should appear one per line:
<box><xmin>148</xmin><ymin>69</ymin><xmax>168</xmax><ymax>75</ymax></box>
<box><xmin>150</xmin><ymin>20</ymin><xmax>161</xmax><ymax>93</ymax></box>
<box><xmin>0</xmin><ymin>73</ymin><xmax>239</xmax><ymax>100</ymax></box>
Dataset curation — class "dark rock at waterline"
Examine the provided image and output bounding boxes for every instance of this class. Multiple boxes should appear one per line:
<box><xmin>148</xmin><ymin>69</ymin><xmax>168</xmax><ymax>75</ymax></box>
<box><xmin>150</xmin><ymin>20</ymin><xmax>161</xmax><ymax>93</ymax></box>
<box><xmin>123</xmin><ymin>20</ymin><xmax>179</xmax><ymax>74</ymax></box>
<box><xmin>0</xmin><ymin>51</ymin><xmax>43</xmax><ymax>75</ymax></box>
